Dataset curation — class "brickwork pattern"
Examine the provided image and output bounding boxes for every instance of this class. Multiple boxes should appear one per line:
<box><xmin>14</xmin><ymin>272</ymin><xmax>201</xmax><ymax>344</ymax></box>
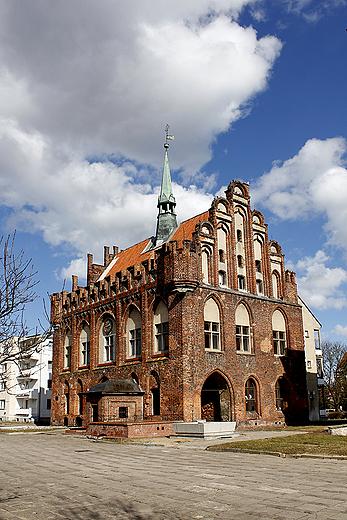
<box><xmin>51</xmin><ymin>181</ymin><xmax>308</xmax><ymax>428</ymax></box>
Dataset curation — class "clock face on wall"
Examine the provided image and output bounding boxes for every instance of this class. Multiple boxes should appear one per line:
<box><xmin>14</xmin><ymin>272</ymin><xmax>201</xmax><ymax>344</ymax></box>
<box><xmin>103</xmin><ymin>319</ymin><xmax>113</xmax><ymax>335</ymax></box>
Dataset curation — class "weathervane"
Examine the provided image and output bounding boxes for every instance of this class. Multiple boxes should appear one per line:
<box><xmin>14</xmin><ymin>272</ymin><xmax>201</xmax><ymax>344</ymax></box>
<box><xmin>164</xmin><ymin>124</ymin><xmax>175</xmax><ymax>149</ymax></box>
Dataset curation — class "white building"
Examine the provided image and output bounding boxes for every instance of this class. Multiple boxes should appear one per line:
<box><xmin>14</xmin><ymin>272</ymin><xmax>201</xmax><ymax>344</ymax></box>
<box><xmin>299</xmin><ymin>297</ymin><xmax>325</xmax><ymax>422</ymax></box>
<box><xmin>0</xmin><ymin>336</ymin><xmax>52</xmax><ymax>423</ymax></box>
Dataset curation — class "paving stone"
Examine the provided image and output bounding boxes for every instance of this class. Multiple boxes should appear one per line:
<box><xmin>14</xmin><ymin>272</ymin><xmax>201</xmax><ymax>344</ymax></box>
<box><xmin>0</xmin><ymin>432</ymin><xmax>346</xmax><ymax>519</ymax></box>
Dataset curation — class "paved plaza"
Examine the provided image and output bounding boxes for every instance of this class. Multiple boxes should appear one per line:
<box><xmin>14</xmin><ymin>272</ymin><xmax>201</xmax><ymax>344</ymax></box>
<box><xmin>0</xmin><ymin>430</ymin><xmax>346</xmax><ymax>520</ymax></box>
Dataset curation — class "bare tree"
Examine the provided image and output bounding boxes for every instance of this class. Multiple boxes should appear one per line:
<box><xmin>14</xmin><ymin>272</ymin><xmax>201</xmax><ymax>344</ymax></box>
<box><xmin>0</xmin><ymin>233</ymin><xmax>51</xmax><ymax>389</ymax></box>
<box><xmin>321</xmin><ymin>340</ymin><xmax>347</xmax><ymax>411</ymax></box>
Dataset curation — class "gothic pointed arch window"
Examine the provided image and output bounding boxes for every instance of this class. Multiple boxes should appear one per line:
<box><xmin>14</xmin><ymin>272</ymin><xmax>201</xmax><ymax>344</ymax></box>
<box><xmin>127</xmin><ymin>307</ymin><xmax>142</xmax><ymax>358</ymax></box>
<box><xmin>80</xmin><ymin>323</ymin><xmax>90</xmax><ymax>367</ymax></box>
<box><xmin>100</xmin><ymin>316</ymin><xmax>116</xmax><ymax>363</ymax></box>
<box><xmin>235</xmin><ymin>303</ymin><xmax>251</xmax><ymax>353</ymax></box>
<box><xmin>204</xmin><ymin>299</ymin><xmax>220</xmax><ymax>350</ymax></box>
<box><xmin>153</xmin><ymin>301</ymin><xmax>169</xmax><ymax>353</ymax></box>
<box><xmin>201</xmin><ymin>247</ymin><xmax>211</xmax><ymax>284</ymax></box>
<box><xmin>272</xmin><ymin>270</ymin><xmax>280</xmax><ymax>299</ymax></box>
<box><xmin>245</xmin><ymin>378</ymin><xmax>257</xmax><ymax>412</ymax></box>
<box><xmin>272</xmin><ymin>310</ymin><xmax>287</xmax><ymax>356</ymax></box>
<box><xmin>275</xmin><ymin>379</ymin><xmax>284</xmax><ymax>410</ymax></box>
<box><xmin>217</xmin><ymin>226</ymin><xmax>228</xmax><ymax>287</ymax></box>
<box><xmin>64</xmin><ymin>330</ymin><xmax>72</xmax><ymax>369</ymax></box>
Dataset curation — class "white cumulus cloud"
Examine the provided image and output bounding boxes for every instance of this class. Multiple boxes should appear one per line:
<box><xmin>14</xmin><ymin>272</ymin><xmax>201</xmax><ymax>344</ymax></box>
<box><xmin>0</xmin><ymin>1</ymin><xmax>284</xmax><ymax>276</ymax></box>
<box><xmin>333</xmin><ymin>324</ymin><xmax>347</xmax><ymax>338</ymax></box>
<box><xmin>252</xmin><ymin>137</ymin><xmax>347</xmax><ymax>251</ymax></box>
<box><xmin>292</xmin><ymin>251</ymin><xmax>347</xmax><ymax>310</ymax></box>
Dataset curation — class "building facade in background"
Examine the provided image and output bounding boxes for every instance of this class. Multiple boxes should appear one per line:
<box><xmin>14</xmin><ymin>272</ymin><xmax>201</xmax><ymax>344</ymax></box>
<box><xmin>50</xmin><ymin>143</ymin><xmax>310</xmax><ymax>428</ymax></box>
<box><xmin>299</xmin><ymin>297</ymin><xmax>325</xmax><ymax>421</ymax></box>
<box><xmin>0</xmin><ymin>336</ymin><xmax>52</xmax><ymax>423</ymax></box>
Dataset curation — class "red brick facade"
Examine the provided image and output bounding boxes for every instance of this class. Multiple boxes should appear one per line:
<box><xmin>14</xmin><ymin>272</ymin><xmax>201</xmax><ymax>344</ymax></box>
<box><xmin>50</xmin><ymin>181</ymin><xmax>308</xmax><ymax>428</ymax></box>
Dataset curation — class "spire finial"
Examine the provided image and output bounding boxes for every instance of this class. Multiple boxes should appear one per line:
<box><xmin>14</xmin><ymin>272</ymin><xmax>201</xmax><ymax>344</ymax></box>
<box><xmin>164</xmin><ymin>124</ymin><xmax>174</xmax><ymax>149</ymax></box>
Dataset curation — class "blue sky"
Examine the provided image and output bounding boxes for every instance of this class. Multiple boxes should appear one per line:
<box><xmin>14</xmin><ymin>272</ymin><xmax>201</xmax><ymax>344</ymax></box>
<box><xmin>0</xmin><ymin>0</ymin><xmax>346</xmax><ymax>340</ymax></box>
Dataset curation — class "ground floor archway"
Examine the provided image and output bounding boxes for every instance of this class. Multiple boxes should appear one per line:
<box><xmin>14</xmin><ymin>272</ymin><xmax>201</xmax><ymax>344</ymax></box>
<box><xmin>201</xmin><ymin>372</ymin><xmax>232</xmax><ymax>421</ymax></box>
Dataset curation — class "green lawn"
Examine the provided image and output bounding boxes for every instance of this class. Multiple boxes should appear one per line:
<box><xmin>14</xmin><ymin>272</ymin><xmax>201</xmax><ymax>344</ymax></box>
<box><xmin>207</xmin><ymin>431</ymin><xmax>347</xmax><ymax>457</ymax></box>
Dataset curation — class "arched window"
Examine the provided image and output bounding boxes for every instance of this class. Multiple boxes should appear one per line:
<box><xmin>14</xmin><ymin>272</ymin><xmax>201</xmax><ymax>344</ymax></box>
<box><xmin>64</xmin><ymin>381</ymin><xmax>69</xmax><ymax>415</ymax></box>
<box><xmin>64</xmin><ymin>330</ymin><xmax>71</xmax><ymax>369</ymax></box>
<box><xmin>272</xmin><ymin>310</ymin><xmax>286</xmax><ymax>356</ymax></box>
<box><xmin>80</xmin><ymin>324</ymin><xmax>90</xmax><ymax>366</ymax></box>
<box><xmin>77</xmin><ymin>379</ymin><xmax>83</xmax><ymax>416</ymax></box>
<box><xmin>245</xmin><ymin>378</ymin><xmax>257</xmax><ymax>412</ymax></box>
<box><xmin>100</xmin><ymin>317</ymin><xmax>116</xmax><ymax>362</ymax></box>
<box><xmin>272</xmin><ymin>270</ymin><xmax>280</xmax><ymax>299</ymax></box>
<box><xmin>217</xmin><ymin>227</ymin><xmax>228</xmax><ymax>287</ymax></box>
<box><xmin>275</xmin><ymin>379</ymin><xmax>284</xmax><ymax>410</ymax></box>
<box><xmin>238</xmin><ymin>275</ymin><xmax>246</xmax><ymax>291</ymax></box>
<box><xmin>201</xmin><ymin>249</ymin><xmax>210</xmax><ymax>284</ymax></box>
<box><xmin>256</xmin><ymin>279</ymin><xmax>263</xmax><ymax>295</ymax></box>
<box><xmin>204</xmin><ymin>299</ymin><xmax>220</xmax><ymax>350</ymax></box>
<box><xmin>153</xmin><ymin>301</ymin><xmax>169</xmax><ymax>353</ymax></box>
<box><xmin>150</xmin><ymin>371</ymin><xmax>160</xmax><ymax>415</ymax></box>
<box><xmin>127</xmin><ymin>308</ymin><xmax>142</xmax><ymax>358</ymax></box>
<box><xmin>235</xmin><ymin>304</ymin><xmax>250</xmax><ymax>352</ymax></box>
<box><xmin>219</xmin><ymin>270</ymin><xmax>227</xmax><ymax>287</ymax></box>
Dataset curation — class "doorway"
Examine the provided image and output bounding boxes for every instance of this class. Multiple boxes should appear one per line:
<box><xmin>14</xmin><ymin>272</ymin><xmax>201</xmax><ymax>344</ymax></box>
<box><xmin>201</xmin><ymin>373</ymin><xmax>231</xmax><ymax>421</ymax></box>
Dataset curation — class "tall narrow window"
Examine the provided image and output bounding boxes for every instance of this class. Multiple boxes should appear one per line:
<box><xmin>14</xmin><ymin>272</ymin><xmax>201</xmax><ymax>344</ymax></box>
<box><xmin>153</xmin><ymin>301</ymin><xmax>169</xmax><ymax>353</ymax></box>
<box><xmin>80</xmin><ymin>324</ymin><xmax>90</xmax><ymax>366</ymax></box>
<box><xmin>237</xmin><ymin>229</ymin><xmax>242</xmax><ymax>242</ymax></box>
<box><xmin>127</xmin><ymin>308</ymin><xmax>142</xmax><ymax>358</ymax></box>
<box><xmin>204</xmin><ymin>299</ymin><xmax>220</xmax><ymax>350</ymax></box>
<box><xmin>64</xmin><ymin>331</ymin><xmax>72</xmax><ymax>369</ymax></box>
<box><xmin>235</xmin><ymin>303</ymin><xmax>251</xmax><ymax>353</ymax></box>
<box><xmin>238</xmin><ymin>275</ymin><xmax>246</xmax><ymax>290</ymax></box>
<box><xmin>256</xmin><ymin>280</ymin><xmax>263</xmax><ymax>295</ymax></box>
<box><xmin>272</xmin><ymin>271</ymin><xmax>280</xmax><ymax>299</ymax></box>
<box><xmin>272</xmin><ymin>310</ymin><xmax>286</xmax><ymax>356</ymax></box>
<box><xmin>219</xmin><ymin>271</ymin><xmax>226</xmax><ymax>287</ymax></box>
<box><xmin>275</xmin><ymin>379</ymin><xmax>284</xmax><ymax>410</ymax></box>
<box><xmin>237</xmin><ymin>255</ymin><xmax>243</xmax><ymax>267</ymax></box>
<box><xmin>101</xmin><ymin>318</ymin><xmax>116</xmax><ymax>362</ymax></box>
<box><xmin>245</xmin><ymin>379</ymin><xmax>257</xmax><ymax>412</ymax></box>
<box><xmin>201</xmin><ymin>249</ymin><xmax>210</xmax><ymax>284</ymax></box>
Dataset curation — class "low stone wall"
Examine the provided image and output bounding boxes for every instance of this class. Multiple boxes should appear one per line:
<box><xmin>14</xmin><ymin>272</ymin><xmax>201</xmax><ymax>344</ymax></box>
<box><xmin>329</xmin><ymin>426</ymin><xmax>347</xmax><ymax>436</ymax></box>
<box><xmin>86</xmin><ymin>420</ymin><xmax>175</xmax><ymax>439</ymax></box>
<box><xmin>173</xmin><ymin>421</ymin><xmax>236</xmax><ymax>439</ymax></box>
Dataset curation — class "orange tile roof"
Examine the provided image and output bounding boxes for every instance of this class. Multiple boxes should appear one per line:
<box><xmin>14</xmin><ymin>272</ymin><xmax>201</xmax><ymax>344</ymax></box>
<box><xmin>171</xmin><ymin>211</ymin><xmax>209</xmax><ymax>244</ymax></box>
<box><xmin>99</xmin><ymin>210</ymin><xmax>210</xmax><ymax>279</ymax></box>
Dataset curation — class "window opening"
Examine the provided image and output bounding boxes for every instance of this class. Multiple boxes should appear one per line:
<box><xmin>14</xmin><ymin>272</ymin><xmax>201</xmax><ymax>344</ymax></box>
<box><xmin>256</xmin><ymin>279</ymin><xmax>263</xmax><ymax>295</ymax></box>
<box><xmin>204</xmin><ymin>321</ymin><xmax>219</xmax><ymax>350</ymax></box>
<box><xmin>130</xmin><ymin>328</ymin><xmax>141</xmax><ymax>357</ymax></box>
<box><xmin>275</xmin><ymin>380</ymin><xmax>284</xmax><ymax>410</ymax></box>
<box><xmin>238</xmin><ymin>275</ymin><xmax>246</xmax><ymax>290</ymax></box>
<box><xmin>236</xmin><ymin>325</ymin><xmax>249</xmax><ymax>352</ymax></box>
<box><xmin>273</xmin><ymin>331</ymin><xmax>286</xmax><ymax>356</ymax></box>
<box><xmin>119</xmin><ymin>407</ymin><xmax>128</xmax><ymax>419</ymax></box>
<box><xmin>155</xmin><ymin>322</ymin><xmax>169</xmax><ymax>352</ymax></box>
<box><xmin>245</xmin><ymin>379</ymin><xmax>257</xmax><ymax>412</ymax></box>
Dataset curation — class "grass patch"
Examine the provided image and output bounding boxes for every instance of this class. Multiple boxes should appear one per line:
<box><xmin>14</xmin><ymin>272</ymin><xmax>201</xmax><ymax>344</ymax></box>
<box><xmin>207</xmin><ymin>432</ymin><xmax>347</xmax><ymax>457</ymax></box>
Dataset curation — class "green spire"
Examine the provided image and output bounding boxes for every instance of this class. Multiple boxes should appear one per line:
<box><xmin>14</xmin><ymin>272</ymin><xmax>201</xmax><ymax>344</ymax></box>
<box><xmin>155</xmin><ymin>126</ymin><xmax>178</xmax><ymax>245</ymax></box>
<box><xmin>158</xmin><ymin>147</ymin><xmax>175</xmax><ymax>205</ymax></box>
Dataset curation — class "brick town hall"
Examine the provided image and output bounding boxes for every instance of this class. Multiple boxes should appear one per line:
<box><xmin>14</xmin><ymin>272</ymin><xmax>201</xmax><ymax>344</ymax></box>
<box><xmin>50</xmin><ymin>133</ymin><xmax>308</xmax><ymax>434</ymax></box>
